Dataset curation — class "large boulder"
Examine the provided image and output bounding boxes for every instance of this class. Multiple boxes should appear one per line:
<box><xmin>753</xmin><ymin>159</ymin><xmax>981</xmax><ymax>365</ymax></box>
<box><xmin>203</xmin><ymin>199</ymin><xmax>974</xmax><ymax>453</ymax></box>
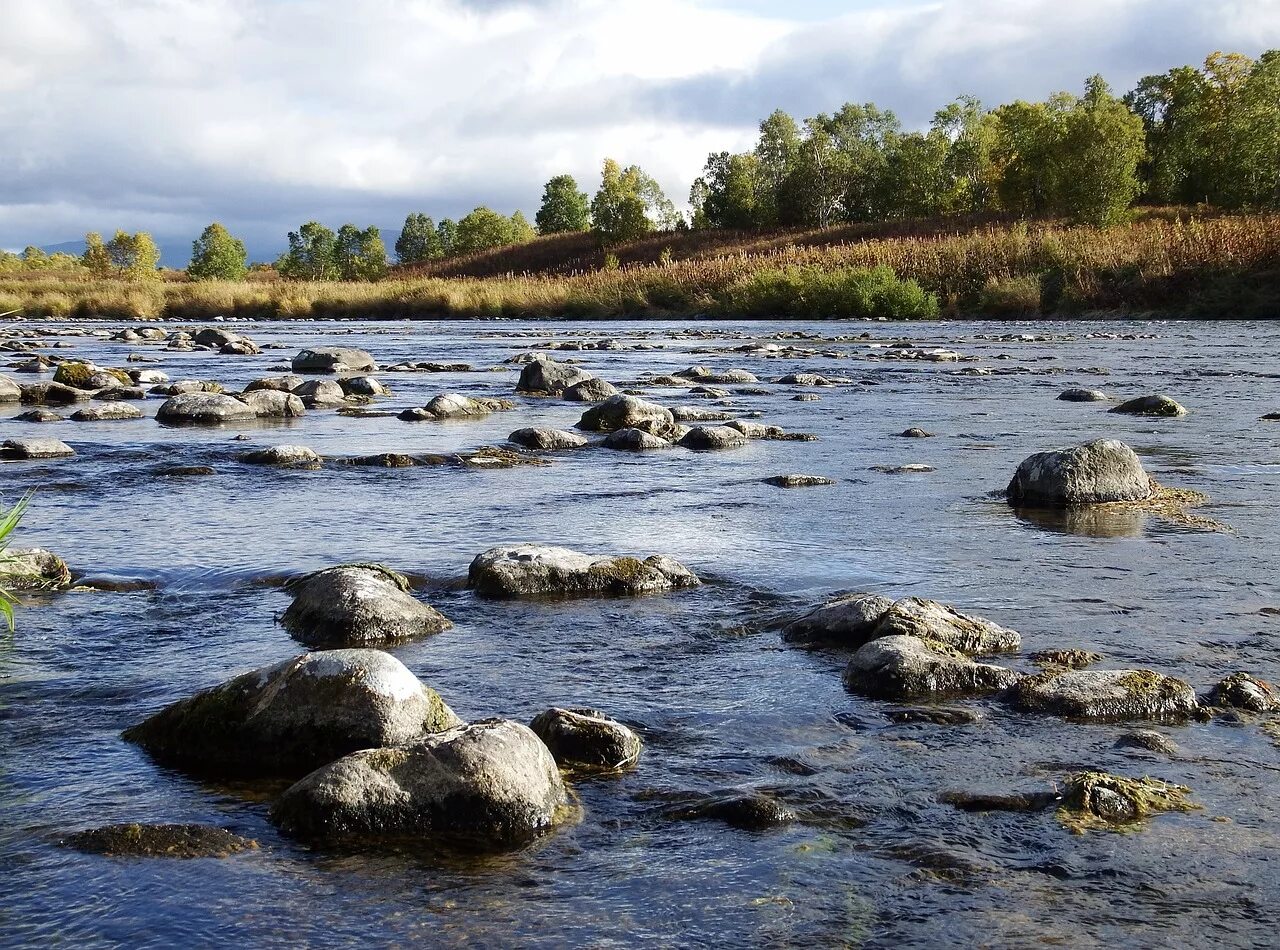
<box><xmin>509</xmin><ymin>427</ymin><xmax>589</xmax><ymax>451</ymax></box>
<box><xmin>468</xmin><ymin>544</ymin><xmax>699</xmax><ymax>598</ymax></box>
<box><xmin>529</xmin><ymin>707</ymin><xmax>642</xmax><ymax>772</ymax></box>
<box><xmin>562</xmin><ymin>378</ymin><xmax>619</xmax><ymax>402</ymax></box>
<box><xmin>842</xmin><ymin>635</ymin><xmax>1020</xmax><ymax>701</ymax></box>
<box><xmin>0</xmin><ymin>374</ymin><xmax>20</xmax><ymax>402</ymax></box>
<box><xmin>123</xmin><ymin>649</ymin><xmax>461</xmax><ymax>779</ymax></box>
<box><xmin>1</xmin><ymin>438</ymin><xmax>75</xmax><ymax>459</ymax></box>
<box><xmin>292</xmin><ymin>380</ymin><xmax>347</xmax><ymax>407</ymax></box>
<box><xmin>280</xmin><ymin>565</ymin><xmax>452</xmax><ymax>647</ymax></box>
<box><xmin>1006</xmin><ymin>669</ymin><xmax>1198</xmax><ymax>721</ymax></box>
<box><xmin>340</xmin><ymin>375</ymin><xmax>388</xmax><ymax>397</ymax></box>
<box><xmin>292</xmin><ymin>347</ymin><xmax>377</xmax><ymax>374</ymax></box>
<box><xmin>517</xmin><ymin>359</ymin><xmax>593</xmax><ymax>395</ymax></box>
<box><xmin>420</xmin><ymin>394</ymin><xmax>512</xmax><ymax>419</ymax></box>
<box><xmin>783</xmin><ymin>593</ymin><xmax>1019</xmax><ymax>654</ymax></box>
<box><xmin>157</xmin><ymin>392</ymin><xmax>256</xmax><ymax>426</ymax></box>
<box><xmin>0</xmin><ymin>548</ymin><xmax>72</xmax><ymax>590</ymax></box>
<box><xmin>236</xmin><ymin>390</ymin><xmax>306</xmax><ymax>418</ymax></box>
<box><xmin>270</xmin><ymin>719</ymin><xmax>570</xmax><ymax>847</ymax></box>
<box><xmin>577</xmin><ymin>394</ymin><xmax>674</xmax><ymax>433</ymax></box>
<box><xmin>1110</xmin><ymin>394</ymin><xmax>1187</xmax><ymax>417</ymax></box>
<box><xmin>1006</xmin><ymin>439</ymin><xmax>1152</xmax><ymax>507</ymax></box>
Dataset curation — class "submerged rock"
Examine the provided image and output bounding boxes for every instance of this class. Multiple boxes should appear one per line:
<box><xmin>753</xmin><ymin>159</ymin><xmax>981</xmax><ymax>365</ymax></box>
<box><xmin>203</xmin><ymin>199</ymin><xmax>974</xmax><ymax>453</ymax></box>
<box><xmin>0</xmin><ymin>548</ymin><xmax>72</xmax><ymax>590</ymax></box>
<box><xmin>563</xmin><ymin>378</ymin><xmax>619</xmax><ymax>402</ymax></box>
<box><xmin>69</xmin><ymin>403</ymin><xmax>143</xmax><ymax>422</ymax></box>
<box><xmin>508</xmin><ymin>427</ymin><xmax>589</xmax><ymax>451</ymax></box>
<box><xmin>1030</xmin><ymin>649</ymin><xmax>1104</xmax><ymax>671</ymax></box>
<box><xmin>679</xmin><ymin>425</ymin><xmax>749</xmax><ymax>451</ymax></box>
<box><xmin>1207</xmin><ymin>672</ymin><xmax>1279</xmax><ymax>713</ymax></box>
<box><xmin>939</xmin><ymin>790</ymin><xmax>1060</xmax><ymax>813</ymax></box>
<box><xmin>577</xmin><ymin>394</ymin><xmax>674</xmax><ymax>433</ymax></box>
<box><xmin>1058</xmin><ymin>388</ymin><xmax>1109</xmax><ymax>402</ymax></box>
<box><xmin>1110</xmin><ymin>394</ymin><xmax>1187</xmax><ymax>417</ymax></box>
<box><xmin>842</xmin><ymin>635</ymin><xmax>1019</xmax><ymax>701</ymax></box>
<box><xmin>1007</xmin><ymin>669</ymin><xmax>1198</xmax><ymax>721</ymax></box>
<box><xmin>270</xmin><ymin>719</ymin><xmax>570</xmax><ymax>847</ymax></box>
<box><xmin>1007</xmin><ymin>439</ymin><xmax>1152</xmax><ymax>506</ymax></box>
<box><xmin>157</xmin><ymin>393</ymin><xmax>256</xmax><ymax>426</ymax></box>
<box><xmin>530</xmin><ymin>707</ymin><xmax>642</xmax><ymax>773</ymax></box>
<box><xmin>671</xmin><ymin>406</ymin><xmax>732</xmax><ymax>423</ymax></box>
<box><xmin>242</xmin><ymin>445</ymin><xmax>321</xmax><ymax>467</ymax></box>
<box><xmin>62</xmin><ymin>823</ymin><xmax>259</xmax><ymax>859</ymax></box>
<box><xmin>281</xmin><ymin>565</ymin><xmax>452</xmax><ymax>647</ymax></box>
<box><xmin>292</xmin><ymin>347</ymin><xmax>376</xmax><ymax>374</ymax></box>
<box><xmin>517</xmin><ymin>359</ymin><xmax>593</xmax><ymax>395</ymax></box>
<box><xmin>468</xmin><ymin>544</ymin><xmax>699</xmax><ymax>598</ymax></box>
<box><xmin>123</xmin><ymin>649</ymin><xmax>461</xmax><ymax>779</ymax></box>
<box><xmin>1057</xmin><ymin>771</ymin><xmax>1197</xmax><ymax>831</ymax></box>
<box><xmin>602</xmin><ymin>428</ymin><xmax>670</xmax><ymax>451</ymax></box>
<box><xmin>764</xmin><ymin>474</ymin><xmax>836</xmax><ymax>488</ymax></box>
<box><xmin>665</xmin><ymin>793</ymin><xmax>795</xmax><ymax>830</ymax></box>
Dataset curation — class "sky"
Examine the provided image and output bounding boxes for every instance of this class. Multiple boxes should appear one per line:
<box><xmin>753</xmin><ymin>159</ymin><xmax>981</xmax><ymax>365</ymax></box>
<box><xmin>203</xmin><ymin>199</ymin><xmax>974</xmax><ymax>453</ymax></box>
<box><xmin>3</xmin><ymin>0</ymin><xmax>1280</xmax><ymax>262</ymax></box>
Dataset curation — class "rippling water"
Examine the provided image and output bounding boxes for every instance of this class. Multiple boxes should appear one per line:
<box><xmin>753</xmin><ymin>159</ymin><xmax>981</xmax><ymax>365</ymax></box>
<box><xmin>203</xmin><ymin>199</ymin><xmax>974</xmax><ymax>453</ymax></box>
<box><xmin>3</xmin><ymin>318</ymin><xmax>1279</xmax><ymax>948</ymax></box>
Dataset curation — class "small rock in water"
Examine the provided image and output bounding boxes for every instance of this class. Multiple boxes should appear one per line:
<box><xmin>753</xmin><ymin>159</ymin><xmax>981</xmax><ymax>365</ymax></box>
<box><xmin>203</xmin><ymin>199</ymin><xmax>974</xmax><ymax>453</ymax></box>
<box><xmin>1057</xmin><ymin>771</ymin><xmax>1197</xmax><ymax>831</ymax></box>
<box><xmin>577</xmin><ymin>394</ymin><xmax>674</xmax><ymax>432</ymax></box>
<box><xmin>530</xmin><ymin>707</ymin><xmax>642</xmax><ymax>772</ymax></box>
<box><xmin>517</xmin><ymin>359</ymin><xmax>593</xmax><ymax>395</ymax></box>
<box><xmin>843</xmin><ymin>635</ymin><xmax>1019</xmax><ymax>701</ymax></box>
<box><xmin>0</xmin><ymin>548</ymin><xmax>72</xmax><ymax>590</ymax></box>
<box><xmin>62</xmin><ymin>824</ymin><xmax>259</xmax><ymax>859</ymax></box>
<box><xmin>154</xmin><ymin>465</ymin><xmax>216</xmax><ymax>477</ymax></box>
<box><xmin>157</xmin><ymin>393</ymin><xmax>256</xmax><ymax>426</ymax></box>
<box><xmin>563</xmin><ymin>378</ymin><xmax>619</xmax><ymax>402</ymax></box>
<box><xmin>509</xmin><ymin>427</ymin><xmax>589</xmax><ymax>451</ymax></box>
<box><xmin>468</xmin><ymin>543</ymin><xmax>699</xmax><ymax>598</ymax></box>
<box><xmin>1007</xmin><ymin>669</ymin><xmax>1198</xmax><ymax>721</ymax></box>
<box><xmin>69</xmin><ymin>403</ymin><xmax>143</xmax><ymax>422</ymax></box>
<box><xmin>1058</xmin><ymin>388</ymin><xmax>1109</xmax><ymax>402</ymax></box>
<box><xmin>14</xmin><ymin>409</ymin><xmax>63</xmax><ymax>423</ymax></box>
<box><xmin>242</xmin><ymin>445</ymin><xmax>321</xmax><ymax>467</ymax></box>
<box><xmin>237</xmin><ymin>390</ymin><xmax>306</xmax><ymax>418</ymax></box>
<box><xmin>886</xmin><ymin>708</ymin><xmax>979</xmax><ymax>726</ymax></box>
<box><xmin>791</xmin><ymin>393</ymin><xmax>821</xmax><ymax>402</ymax></box>
<box><xmin>679</xmin><ymin>425</ymin><xmax>749</xmax><ymax>450</ymax></box>
<box><xmin>293</xmin><ymin>379</ymin><xmax>346</xmax><ymax>407</ymax></box>
<box><xmin>602</xmin><ymin>428</ymin><xmax>670</xmax><ymax>451</ymax></box>
<box><xmin>665</xmin><ymin>793</ymin><xmax>796</xmax><ymax>830</ymax></box>
<box><xmin>763</xmin><ymin>474</ymin><xmax>836</xmax><ymax>488</ymax></box>
<box><xmin>898</xmin><ymin>427</ymin><xmax>933</xmax><ymax>438</ymax></box>
<box><xmin>291</xmin><ymin>347</ymin><xmax>376</xmax><ymax>374</ymax></box>
<box><xmin>1114</xmin><ymin>730</ymin><xmax>1181</xmax><ymax>756</ymax></box>
<box><xmin>281</xmin><ymin>564</ymin><xmax>452</xmax><ymax>647</ymax></box>
<box><xmin>1109</xmin><ymin>394</ymin><xmax>1187</xmax><ymax>417</ymax></box>
<box><xmin>1030</xmin><ymin>649</ymin><xmax>1104</xmax><ymax>670</ymax></box>
<box><xmin>339</xmin><ymin>375</ymin><xmax>389</xmax><ymax>397</ymax></box>
<box><xmin>870</xmin><ymin>464</ymin><xmax>935</xmax><ymax>474</ymax></box>
<box><xmin>1</xmin><ymin>438</ymin><xmax>75</xmax><ymax>459</ymax></box>
<box><xmin>0</xmin><ymin>374</ymin><xmax>22</xmax><ymax>401</ymax></box>
<box><xmin>1207</xmin><ymin>672</ymin><xmax>1279</xmax><ymax>713</ymax></box>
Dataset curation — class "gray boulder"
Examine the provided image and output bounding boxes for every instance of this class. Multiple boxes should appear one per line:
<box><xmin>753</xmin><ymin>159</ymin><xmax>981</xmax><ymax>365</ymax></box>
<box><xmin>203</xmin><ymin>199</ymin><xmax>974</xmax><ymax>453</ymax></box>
<box><xmin>469</xmin><ymin>543</ymin><xmax>700</xmax><ymax>598</ymax></box>
<box><xmin>563</xmin><ymin>378</ymin><xmax>619</xmax><ymax>402</ymax></box>
<box><xmin>843</xmin><ymin>635</ymin><xmax>1019</xmax><ymax>701</ymax></box>
<box><xmin>577</xmin><ymin>394</ymin><xmax>674</xmax><ymax>432</ymax></box>
<box><xmin>293</xmin><ymin>380</ymin><xmax>347</xmax><ymax>407</ymax></box>
<box><xmin>20</xmin><ymin>382</ymin><xmax>90</xmax><ymax>405</ymax></box>
<box><xmin>517</xmin><ymin>359</ymin><xmax>593</xmax><ymax>395</ymax></box>
<box><xmin>671</xmin><ymin>406</ymin><xmax>733</xmax><ymax>423</ymax></box>
<box><xmin>1110</xmin><ymin>394</ymin><xmax>1187</xmax><ymax>417</ymax></box>
<box><xmin>280</xmin><ymin>565</ymin><xmax>452</xmax><ymax>647</ymax></box>
<box><xmin>244</xmin><ymin>375</ymin><xmax>304</xmax><ymax>394</ymax></box>
<box><xmin>421</xmin><ymin>393</ymin><xmax>513</xmax><ymax>419</ymax></box>
<box><xmin>1</xmin><ymin>438</ymin><xmax>75</xmax><ymax>459</ymax></box>
<box><xmin>602</xmin><ymin>428</ymin><xmax>671</xmax><ymax>451</ymax></box>
<box><xmin>0</xmin><ymin>548</ymin><xmax>72</xmax><ymax>590</ymax></box>
<box><xmin>1006</xmin><ymin>669</ymin><xmax>1198</xmax><ymax>721</ymax></box>
<box><xmin>783</xmin><ymin>593</ymin><xmax>895</xmax><ymax>645</ymax></box>
<box><xmin>0</xmin><ymin>374</ymin><xmax>19</xmax><ymax>402</ymax></box>
<box><xmin>340</xmin><ymin>375</ymin><xmax>389</xmax><ymax>397</ymax></box>
<box><xmin>1007</xmin><ymin>439</ymin><xmax>1152</xmax><ymax>506</ymax></box>
<box><xmin>237</xmin><ymin>390</ymin><xmax>306</xmax><ymax>418</ymax></box>
<box><xmin>270</xmin><ymin>718</ymin><xmax>570</xmax><ymax>847</ymax></box>
<box><xmin>679</xmin><ymin>425</ymin><xmax>749</xmax><ymax>450</ymax></box>
<box><xmin>69</xmin><ymin>404</ymin><xmax>143</xmax><ymax>422</ymax></box>
<box><xmin>242</xmin><ymin>445</ymin><xmax>321</xmax><ymax>467</ymax></box>
<box><xmin>292</xmin><ymin>347</ymin><xmax>377</xmax><ymax>374</ymax></box>
<box><xmin>872</xmin><ymin>597</ymin><xmax>1021</xmax><ymax>654</ymax></box>
<box><xmin>123</xmin><ymin>649</ymin><xmax>461</xmax><ymax>779</ymax></box>
<box><xmin>676</xmin><ymin>366</ymin><xmax>758</xmax><ymax>384</ymax></box>
<box><xmin>157</xmin><ymin>393</ymin><xmax>256</xmax><ymax>425</ymax></box>
<box><xmin>509</xmin><ymin>427</ymin><xmax>589</xmax><ymax>451</ymax></box>
<box><xmin>1058</xmin><ymin>388</ymin><xmax>1109</xmax><ymax>402</ymax></box>
<box><xmin>530</xmin><ymin>707</ymin><xmax>642</xmax><ymax>772</ymax></box>
<box><xmin>1207</xmin><ymin>672</ymin><xmax>1279</xmax><ymax>712</ymax></box>
<box><xmin>14</xmin><ymin>409</ymin><xmax>63</xmax><ymax>423</ymax></box>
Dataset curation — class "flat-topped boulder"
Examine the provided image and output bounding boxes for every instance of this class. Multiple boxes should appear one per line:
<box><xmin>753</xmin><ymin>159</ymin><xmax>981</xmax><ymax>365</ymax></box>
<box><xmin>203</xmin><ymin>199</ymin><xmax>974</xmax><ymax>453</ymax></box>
<box><xmin>517</xmin><ymin>359</ymin><xmax>593</xmax><ymax>395</ymax></box>
<box><xmin>843</xmin><ymin>635</ymin><xmax>1019</xmax><ymax>701</ymax></box>
<box><xmin>509</xmin><ymin>427</ymin><xmax>589</xmax><ymax>450</ymax></box>
<box><xmin>123</xmin><ymin>649</ymin><xmax>461</xmax><ymax>779</ymax></box>
<box><xmin>0</xmin><ymin>548</ymin><xmax>72</xmax><ymax>590</ymax></box>
<box><xmin>271</xmin><ymin>718</ymin><xmax>570</xmax><ymax>848</ymax></box>
<box><xmin>530</xmin><ymin>707</ymin><xmax>642</xmax><ymax>773</ymax></box>
<box><xmin>679</xmin><ymin>425</ymin><xmax>749</xmax><ymax>450</ymax></box>
<box><xmin>281</xmin><ymin>564</ymin><xmax>452</xmax><ymax>647</ymax></box>
<box><xmin>157</xmin><ymin>392</ymin><xmax>256</xmax><ymax>426</ymax></box>
<box><xmin>468</xmin><ymin>544</ymin><xmax>699</xmax><ymax>598</ymax></box>
<box><xmin>577</xmin><ymin>394</ymin><xmax>674</xmax><ymax>432</ymax></box>
<box><xmin>293</xmin><ymin>379</ymin><xmax>346</xmax><ymax>407</ymax></box>
<box><xmin>1</xmin><ymin>438</ymin><xmax>75</xmax><ymax>459</ymax></box>
<box><xmin>420</xmin><ymin>393</ymin><xmax>515</xmax><ymax>419</ymax></box>
<box><xmin>20</xmin><ymin>382</ymin><xmax>90</xmax><ymax>405</ymax></box>
<box><xmin>764</xmin><ymin>474</ymin><xmax>836</xmax><ymax>488</ymax></box>
<box><xmin>1007</xmin><ymin>439</ymin><xmax>1152</xmax><ymax>507</ymax></box>
<box><xmin>62</xmin><ymin>823</ymin><xmax>259</xmax><ymax>859</ymax></box>
<box><xmin>602</xmin><ymin>428</ymin><xmax>671</xmax><ymax>451</ymax></box>
<box><xmin>562</xmin><ymin>378</ymin><xmax>619</xmax><ymax>402</ymax></box>
<box><xmin>69</xmin><ymin>403</ymin><xmax>143</xmax><ymax>422</ymax></box>
<box><xmin>292</xmin><ymin>347</ymin><xmax>376</xmax><ymax>374</ymax></box>
<box><xmin>671</xmin><ymin>406</ymin><xmax>733</xmax><ymax>423</ymax></box>
<box><xmin>1058</xmin><ymin>388</ymin><xmax>1109</xmax><ymax>402</ymax></box>
<box><xmin>1006</xmin><ymin>669</ymin><xmax>1198</xmax><ymax>721</ymax></box>
<box><xmin>675</xmin><ymin>366</ymin><xmax>758</xmax><ymax>384</ymax></box>
<box><xmin>14</xmin><ymin>409</ymin><xmax>63</xmax><ymax>423</ymax></box>
<box><xmin>1110</xmin><ymin>394</ymin><xmax>1187</xmax><ymax>417</ymax></box>
<box><xmin>236</xmin><ymin>390</ymin><xmax>306</xmax><ymax>418</ymax></box>
<box><xmin>783</xmin><ymin>593</ymin><xmax>1019</xmax><ymax>654</ymax></box>
<box><xmin>242</xmin><ymin>445</ymin><xmax>321</xmax><ymax>467</ymax></box>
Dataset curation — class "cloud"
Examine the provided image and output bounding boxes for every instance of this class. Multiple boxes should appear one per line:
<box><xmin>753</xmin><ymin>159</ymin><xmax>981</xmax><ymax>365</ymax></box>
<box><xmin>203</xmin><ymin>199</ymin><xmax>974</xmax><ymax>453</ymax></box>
<box><xmin>2</xmin><ymin>0</ymin><xmax>1278</xmax><ymax>260</ymax></box>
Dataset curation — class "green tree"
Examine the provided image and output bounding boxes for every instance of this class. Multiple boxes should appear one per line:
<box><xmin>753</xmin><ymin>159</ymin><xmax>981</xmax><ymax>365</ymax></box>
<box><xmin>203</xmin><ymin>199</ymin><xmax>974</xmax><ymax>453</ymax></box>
<box><xmin>187</xmin><ymin>222</ymin><xmax>247</xmax><ymax>281</ymax></box>
<box><xmin>590</xmin><ymin>159</ymin><xmax>678</xmax><ymax>243</ymax></box>
<box><xmin>754</xmin><ymin>109</ymin><xmax>802</xmax><ymax>225</ymax></box>
<box><xmin>933</xmin><ymin>96</ymin><xmax>1000</xmax><ymax>213</ymax></box>
<box><xmin>436</xmin><ymin>218</ymin><xmax>458</xmax><ymax>257</ymax></box>
<box><xmin>991</xmin><ymin>97</ymin><xmax>1068</xmax><ymax>217</ymax></box>
<box><xmin>395</xmin><ymin>213</ymin><xmax>441</xmax><ymax>264</ymax></box>
<box><xmin>1056</xmin><ymin>76</ymin><xmax>1146</xmax><ymax>225</ymax></box>
<box><xmin>535</xmin><ymin>175</ymin><xmax>591</xmax><ymax>233</ymax></box>
<box><xmin>104</xmin><ymin>230</ymin><xmax>161</xmax><ymax>280</ymax></box>
<box><xmin>20</xmin><ymin>246</ymin><xmax>48</xmax><ymax>268</ymax></box>
<box><xmin>82</xmin><ymin>232</ymin><xmax>112</xmax><ymax>278</ymax></box>
<box><xmin>335</xmin><ymin>224</ymin><xmax>389</xmax><ymax>280</ymax></box>
<box><xmin>279</xmin><ymin>222</ymin><xmax>338</xmax><ymax>280</ymax></box>
<box><xmin>878</xmin><ymin>131</ymin><xmax>951</xmax><ymax>219</ymax></box>
<box><xmin>690</xmin><ymin>152</ymin><xmax>762</xmax><ymax>229</ymax></box>
<box><xmin>453</xmin><ymin>207</ymin><xmax>528</xmax><ymax>255</ymax></box>
<box><xmin>823</xmin><ymin>102</ymin><xmax>900</xmax><ymax>221</ymax></box>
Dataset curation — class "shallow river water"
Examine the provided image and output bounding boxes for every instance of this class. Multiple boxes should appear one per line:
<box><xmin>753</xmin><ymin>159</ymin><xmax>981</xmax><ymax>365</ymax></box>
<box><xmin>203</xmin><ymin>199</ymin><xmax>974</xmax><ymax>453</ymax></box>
<box><xmin>2</xmin><ymin>318</ymin><xmax>1280</xmax><ymax>948</ymax></box>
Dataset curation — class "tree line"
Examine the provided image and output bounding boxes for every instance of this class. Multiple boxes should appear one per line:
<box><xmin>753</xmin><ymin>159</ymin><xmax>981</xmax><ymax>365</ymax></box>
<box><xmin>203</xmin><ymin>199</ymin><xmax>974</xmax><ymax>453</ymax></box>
<box><xmin>2</xmin><ymin>49</ymin><xmax>1273</xmax><ymax>283</ymax></box>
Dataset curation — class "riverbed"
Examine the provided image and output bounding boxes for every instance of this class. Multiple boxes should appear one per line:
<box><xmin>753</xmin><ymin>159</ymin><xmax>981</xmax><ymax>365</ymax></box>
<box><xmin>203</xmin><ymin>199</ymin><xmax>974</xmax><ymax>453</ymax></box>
<box><xmin>3</xmin><ymin>318</ymin><xmax>1279</xmax><ymax>948</ymax></box>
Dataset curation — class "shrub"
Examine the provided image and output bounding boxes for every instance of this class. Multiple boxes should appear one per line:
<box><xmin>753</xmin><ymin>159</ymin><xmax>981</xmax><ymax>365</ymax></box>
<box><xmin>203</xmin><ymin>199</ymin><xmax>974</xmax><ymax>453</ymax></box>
<box><xmin>977</xmin><ymin>275</ymin><xmax>1042</xmax><ymax>315</ymax></box>
<box><xmin>718</xmin><ymin>264</ymin><xmax>939</xmax><ymax>319</ymax></box>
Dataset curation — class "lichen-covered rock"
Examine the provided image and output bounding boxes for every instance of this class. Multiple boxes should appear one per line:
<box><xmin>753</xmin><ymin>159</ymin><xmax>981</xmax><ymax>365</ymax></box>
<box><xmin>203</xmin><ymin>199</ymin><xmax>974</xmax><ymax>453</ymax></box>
<box><xmin>602</xmin><ymin>428</ymin><xmax>671</xmax><ymax>451</ymax></box>
<box><xmin>420</xmin><ymin>393</ymin><xmax>514</xmax><ymax>419</ymax></box>
<box><xmin>563</xmin><ymin>378</ymin><xmax>619</xmax><ymax>402</ymax></box>
<box><xmin>577</xmin><ymin>394</ymin><xmax>674</xmax><ymax>433</ymax></box>
<box><xmin>157</xmin><ymin>392</ymin><xmax>256</xmax><ymax>425</ymax></box>
<box><xmin>1</xmin><ymin>438</ymin><xmax>75</xmax><ymax>459</ymax></box>
<box><xmin>293</xmin><ymin>379</ymin><xmax>347</xmax><ymax>407</ymax></box>
<box><xmin>1110</xmin><ymin>394</ymin><xmax>1187</xmax><ymax>417</ymax></box>
<box><xmin>679</xmin><ymin>425</ymin><xmax>749</xmax><ymax>450</ymax></box>
<box><xmin>1007</xmin><ymin>669</ymin><xmax>1198</xmax><ymax>721</ymax></box>
<box><xmin>1057</xmin><ymin>771</ymin><xmax>1197</xmax><ymax>832</ymax></box>
<box><xmin>1207</xmin><ymin>672</ymin><xmax>1279</xmax><ymax>712</ymax></box>
<box><xmin>157</xmin><ymin>380</ymin><xmax>224</xmax><ymax>396</ymax></box>
<box><xmin>292</xmin><ymin>347</ymin><xmax>376</xmax><ymax>374</ymax></box>
<box><xmin>62</xmin><ymin>824</ymin><xmax>259</xmax><ymax>859</ymax></box>
<box><xmin>1058</xmin><ymin>388</ymin><xmax>1109</xmax><ymax>402</ymax></box>
<box><xmin>872</xmin><ymin>597</ymin><xmax>1021</xmax><ymax>654</ymax></box>
<box><xmin>676</xmin><ymin>366</ymin><xmax>759</xmax><ymax>384</ymax></box>
<box><xmin>1007</xmin><ymin>439</ymin><xmax>1152</xmax><ymax>506</ymax></box>
<box><xmin>54</xmin><ymin>362</ymin><xmax>128</xmax><ymax>390</ymax></box>
<box><xmin>517</xmin><ymin>359</ymin><xmax>593</xmax><ymax>395</ymax></box>
<box><xmin>764</xmin><ymin>474</ymin><xmax>836</xmax><ymax>488</ymax></box>
<box><xmin>842</xmin><ymin>635</ymin><xmax>1019</xmax><ymax>701</ymax></box>
<box><xmin>1030</xmin><ymin>649</ymin><xmax>1104</xmax><ymax>671</ymax></box>
<box><xmin>782</xmin><ymin>593</ymin><xmax>895</xmax><ymax>646</ymax></box>
<box><xmin>468</xmin><ymin>544</ymin><xmax>699</xmax><ymax>598</ymax></box>
<box><xmin>0</xmin><ymin>374</ymin><xmax>20</xmax><ymax>402</ymax></box>
<box><xmin>530</xmin><ymin>707</ymin><xmax>642</xmax><ymax>772</ymax></box>
<box><xmin>69</xmin><ymin>403</ymin><xmax>143</xmax><ymax>422</ymax></box>
<box><xmin>270</xmin><ymin>719</ymin><xmax>570</xmax><ymax>847</ymax></box>
<box><xmin>508</xmin><ymin>427</ymin><xmax>589</xmax><ymax>451</ymax></box>
<box><xmin>242</xmin><ymin>445</ymin><xmax>321</xmax><ymax>467</ymax></box>
<box><xmin>0</xmin><ymin>548</ymin><xmax>72</xmax><ymax>590</ymax></box>
<box><xmin>280</xmin><ymin>565</ymin><xmax>452</xmax><ymax>647</ymax></box>
<box><xmin>774</xmin><ymin>373</ymin><xmax>834</xmax><ymax>386</ymax></box>
<box><xmin>237</xmin><ymin>390</ymin><xmax>306</xmax><ymax>418</ymax></box>
<box><xmin>123</xmin><ymin>649</ymin><xmax>461</xmax><ymax>779</ymax></box>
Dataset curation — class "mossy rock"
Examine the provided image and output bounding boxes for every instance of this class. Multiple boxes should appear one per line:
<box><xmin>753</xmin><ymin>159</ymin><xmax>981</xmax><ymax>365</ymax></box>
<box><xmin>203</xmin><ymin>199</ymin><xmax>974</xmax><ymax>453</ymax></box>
<box><xmin>63</xmin><ymin>823</ymin><xmax>259</xmax><ymax>858</ymax></box>
<box><xmin>1057</xmin><ymin>771</ymin><xmax>1198</xmax><ymax>833</ymax></box>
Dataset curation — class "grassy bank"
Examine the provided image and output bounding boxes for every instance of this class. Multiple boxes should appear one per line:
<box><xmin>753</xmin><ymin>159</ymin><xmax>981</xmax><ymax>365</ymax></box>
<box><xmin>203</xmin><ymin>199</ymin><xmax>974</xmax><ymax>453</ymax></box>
<box><xmin>3</xmin><ymin>213</ymin><xmax>1277</xmax><ymax>321</ymax></box>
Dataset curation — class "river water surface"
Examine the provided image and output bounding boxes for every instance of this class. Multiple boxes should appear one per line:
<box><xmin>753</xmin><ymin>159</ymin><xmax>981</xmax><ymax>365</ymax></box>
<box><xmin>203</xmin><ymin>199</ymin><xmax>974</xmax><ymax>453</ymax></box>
<box><xmin>3</xmin><ymin>319</ymin><xmax>1279</xmax><ymax>948</ymax></box>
